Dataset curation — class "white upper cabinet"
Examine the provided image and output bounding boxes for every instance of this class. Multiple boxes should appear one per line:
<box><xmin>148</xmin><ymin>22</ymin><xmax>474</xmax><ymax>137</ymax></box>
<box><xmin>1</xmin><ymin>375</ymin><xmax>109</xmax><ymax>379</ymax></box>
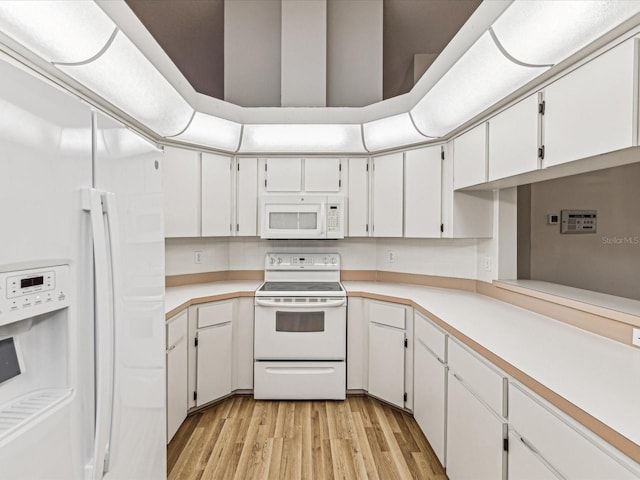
<box><xmin>163</xmin><ymin>146</ymin><xmax>200</xmax><ymax>237</ymax></box>
<box><xmin>488</xmin><ymin>94</ymin><xmax>540</xmax><ymax>181</ymax></box>
<box><xmin>453</xmin><ymin>123</ymin><xmax>487</xmax><ymax>190</ymax></box>
<box><xmin>347</xmin><ymin>157</ymin><xmax>370</xmax><ymax>237</ymax></box>
<box><xmin>372</xmin><ymin>152</ymin><xmax>404</xmax><ymax>237</ymax></box>
<box><xmin>304</xmin><ymin>157</ymin><xmax>341</xmax><ymax>192</ymax></box>
<box><xmin>264</xmin><ymin>158</ymin><xmax>302</xmax><ymax>191</ymax></box>
<box><xmin>201</xmin><ymin>153</ymin><xmax>232</xmax><ymax>237</ymax></box>
<box><xmin>404</xmin><ymin>146</ymin><xmax>442</xmax><ymax>238</ymax></box>
<box><xmin>442</xmin><ymin>143</ymin><xmax>493</xmax><ymax>238</ymax></box>
<box><xmin>235</xmin><ymin>157</ymin><xmax>258</xmax><ymax>236</ymax></box>
<box><xmin>543</xmin><ymin>38</ymin><xmax>638</xmax><ymax>167</ymax></box>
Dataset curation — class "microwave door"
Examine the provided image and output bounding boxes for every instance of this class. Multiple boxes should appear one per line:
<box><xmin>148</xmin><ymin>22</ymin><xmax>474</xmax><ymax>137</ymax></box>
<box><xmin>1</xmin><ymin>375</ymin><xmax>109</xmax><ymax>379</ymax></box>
<box><xmin>263</xmin><ymin>204</ymin><xmax>323</xmax><ymax>238</ymax></box>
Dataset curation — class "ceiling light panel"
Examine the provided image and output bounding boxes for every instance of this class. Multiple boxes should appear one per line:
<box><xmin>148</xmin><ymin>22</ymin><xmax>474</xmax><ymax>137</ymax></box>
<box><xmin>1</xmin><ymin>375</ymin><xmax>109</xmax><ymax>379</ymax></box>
<box><xmin>57</xmin><ymin>31</ymin><xmax>194</xmax><ymax>137</ymax></box>
<box><xmin>493</xmin><ymin>0</ymin><xmax>640</xmax><ymax>66</ymax></box>
<box><xmin>240</xmin><ymin>124</ymin><xmax>366</xmax><ymax>153</ymax></box>
<box><xmin>173</xmin><ymin>112</ymin><xmax>242</xmax><ymax>152</ymax></box>
<box><xmin>411</xmin><ymin>32</ymin><xmax>548</xmax><ymax>138</ymax></box>
<box><xmin>363</xmin><ymin>113</ymin><xmax>432</xmax><ymax>151</ymax></box>
<box><xmin>0</xmin><ymin>1</ymin><xmax>116</xmax><ymax>64</ymax></box>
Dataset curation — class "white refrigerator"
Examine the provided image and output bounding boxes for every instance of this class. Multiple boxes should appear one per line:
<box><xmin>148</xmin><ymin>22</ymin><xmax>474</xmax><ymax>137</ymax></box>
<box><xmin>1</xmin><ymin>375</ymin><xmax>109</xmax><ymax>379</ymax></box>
<box><xmin>0</xmin><ymin>49</ymin><xmax>166</xmax><ymax>479</ymax></box>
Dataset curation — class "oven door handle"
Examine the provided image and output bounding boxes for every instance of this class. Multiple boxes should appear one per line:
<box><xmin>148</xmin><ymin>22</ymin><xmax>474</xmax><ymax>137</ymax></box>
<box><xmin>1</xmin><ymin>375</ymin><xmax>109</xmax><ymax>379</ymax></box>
<box><xmin>255</xmin><ymin>298</ymin><xmax>346</xmax><ymax>308</ymax></box>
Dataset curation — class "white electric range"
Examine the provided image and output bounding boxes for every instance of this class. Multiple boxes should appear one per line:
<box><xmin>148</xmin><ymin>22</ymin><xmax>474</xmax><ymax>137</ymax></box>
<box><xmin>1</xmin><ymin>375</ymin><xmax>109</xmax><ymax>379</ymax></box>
<box><xmin>254</xmin><ymin>253</ymin><xmax>347</xmax><ymax>400</ymax></box>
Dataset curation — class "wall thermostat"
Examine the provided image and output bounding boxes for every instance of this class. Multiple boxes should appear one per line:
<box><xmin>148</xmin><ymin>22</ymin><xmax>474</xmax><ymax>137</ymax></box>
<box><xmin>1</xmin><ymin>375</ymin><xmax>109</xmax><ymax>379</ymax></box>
<box><xmin>546</xmin><ymin>214</ymin><xmax>559</xmax><ymax>225</ymax></box>
<box><xmin>561</xmin><ymin>210</ymin><xmax>597</xmax><ymax>234</ymax></box>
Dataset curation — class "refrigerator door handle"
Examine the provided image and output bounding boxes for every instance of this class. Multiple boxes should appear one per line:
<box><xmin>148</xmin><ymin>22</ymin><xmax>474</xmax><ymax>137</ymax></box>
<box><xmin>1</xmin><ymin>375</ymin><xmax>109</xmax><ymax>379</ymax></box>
<box><xmin>82</xmin><ymin>188</ymin><xmax>115</xmax><ymax>480</ymax></box>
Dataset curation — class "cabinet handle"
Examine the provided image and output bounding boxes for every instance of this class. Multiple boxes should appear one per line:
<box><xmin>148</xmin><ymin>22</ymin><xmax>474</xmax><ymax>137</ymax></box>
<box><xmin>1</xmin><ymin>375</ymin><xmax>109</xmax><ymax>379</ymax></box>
<box><xmin>166</xmin><ymin>344</ymin><xmax>176</xmax><ymax>353</ymax></box>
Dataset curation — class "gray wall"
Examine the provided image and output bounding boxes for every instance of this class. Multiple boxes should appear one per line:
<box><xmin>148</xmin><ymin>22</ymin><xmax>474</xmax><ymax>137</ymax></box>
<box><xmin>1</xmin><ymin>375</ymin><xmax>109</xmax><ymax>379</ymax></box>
<box><xmin>224</xmin><ymin>0</ymin><xmax>282</xmax><ymax>107</ymax></box>
<box><xmin>523</xmin><ymin>161</ymin><xmax>640</xmax><ymax>300</ymax></box>
<box><xmin>327</xmin><ymin>0</ymin><xmax>383</xmax><ymax>107</ymax></box>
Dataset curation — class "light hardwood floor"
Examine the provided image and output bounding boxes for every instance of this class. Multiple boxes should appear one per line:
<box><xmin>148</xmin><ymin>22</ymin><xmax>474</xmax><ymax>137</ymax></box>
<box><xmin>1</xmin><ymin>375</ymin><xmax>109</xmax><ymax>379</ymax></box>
<box><xmin>168</xmin><ymin>395</ymin><xmax>447</xmax><ymax>480</ymax></box>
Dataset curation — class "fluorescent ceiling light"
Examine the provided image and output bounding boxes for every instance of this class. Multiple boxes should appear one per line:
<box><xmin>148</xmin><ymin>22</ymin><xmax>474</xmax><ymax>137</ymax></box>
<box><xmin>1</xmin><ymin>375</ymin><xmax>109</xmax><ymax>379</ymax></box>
<box><xmin>411</xmin><ymin>32</ymin><xmax>548</xmax><ymax>138</ymax></box>
<box><xmin>99</xmin><ymin>128</ymin><xmax>161</xmax><ymax>158</ymax></box>
<box><xmin>57</xmin><ymin>31</ymin><xmax>194</xmax><ymax>137</ymax></box>
<box><xmin>492</xmin><ymin>0</ymin><xmax>640</xmax><ymax>66</ymax></box>
<box><xmin>172</xmin><ymin>112</ymin><xmax>242</xmax><ymax>152</ymax></box>
<box><xmin>240</xmin><ymin>124</ymin><xmax>365</xmax><ymax>153</ymax></box>
<box><xmin>363</xmin><ymin>113</ymin><xmax>432</xmax><ymax>152</ymax></box>
<box><xmin>0</xmin><ymin>1</ymin><xmax>116</xmax><ymax>64</ymax></box>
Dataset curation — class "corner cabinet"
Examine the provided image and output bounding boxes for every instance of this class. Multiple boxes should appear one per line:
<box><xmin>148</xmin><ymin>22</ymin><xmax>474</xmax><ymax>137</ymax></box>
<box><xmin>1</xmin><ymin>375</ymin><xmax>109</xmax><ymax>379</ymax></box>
<box><xmin>201</xmin><ymin>153</ymin><xmax>233</xmax><ymax>236</ymax></box>
<box><xmin>366</xmin><ymin>300</ymin><xmax>413</xmax><ymax>409</ymax></box>
<box><xmin>371</xmin><ymin>153</ymin><xmax>404</xmax><ymax>237</ymax></box>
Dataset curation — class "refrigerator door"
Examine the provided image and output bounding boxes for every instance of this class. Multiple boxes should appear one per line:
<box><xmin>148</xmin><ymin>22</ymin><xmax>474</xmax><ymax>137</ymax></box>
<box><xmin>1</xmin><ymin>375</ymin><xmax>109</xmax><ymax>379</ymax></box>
<box><xmin>0</xmin><ymin>54</ymin><xmax>94</xmax><ymax>477</ymax></box>
<box><xmin>93</xmin><ymin>113</ymin><xmax>166</xmax><ymax>479</ymax></box>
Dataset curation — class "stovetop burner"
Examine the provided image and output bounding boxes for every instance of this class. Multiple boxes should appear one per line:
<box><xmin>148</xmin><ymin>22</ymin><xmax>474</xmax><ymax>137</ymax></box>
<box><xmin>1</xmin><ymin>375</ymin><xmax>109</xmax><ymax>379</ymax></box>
<box><xmin>259</xmin><ymin>281</ymin><xmax>343</xmax><ymax>292</ymax></box>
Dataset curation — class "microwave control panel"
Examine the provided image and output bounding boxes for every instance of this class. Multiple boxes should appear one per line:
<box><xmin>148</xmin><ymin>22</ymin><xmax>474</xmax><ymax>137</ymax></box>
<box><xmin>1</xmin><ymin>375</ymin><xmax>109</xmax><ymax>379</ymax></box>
<box><xmin>326</xmin><ymin>196</ymin><xmax>344</xmax><ymax>238</ymax></box>
<box><xmin>0</xmin><ymin>264</ymin><xmax>70</xmax><ymax>326</ymax></box>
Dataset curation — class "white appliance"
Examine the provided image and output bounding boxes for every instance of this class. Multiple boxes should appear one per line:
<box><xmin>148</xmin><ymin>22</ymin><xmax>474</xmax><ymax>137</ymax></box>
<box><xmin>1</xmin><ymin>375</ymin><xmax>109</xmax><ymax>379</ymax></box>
<box><xmin>260</xmin><ymin>194</ymin><xmax>345</xmax><ymax>239</ymax></box>
<box><xmin>0</xmin><ymin>53</ymin><xmax>166</xmax><ymax>479</ymax></box>
<box><xmin>254</xmin><ymin>253</ymin><xmax>346</xmax><ymax>400</ymax></box>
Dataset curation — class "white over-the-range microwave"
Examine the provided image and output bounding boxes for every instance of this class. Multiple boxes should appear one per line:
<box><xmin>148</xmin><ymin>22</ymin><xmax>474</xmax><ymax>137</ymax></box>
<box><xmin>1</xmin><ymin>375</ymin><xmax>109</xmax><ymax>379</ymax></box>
<box><xmin>260</xmin><ymin>194</ymin><xmax>345</xmax><ymax>239</ymax></box>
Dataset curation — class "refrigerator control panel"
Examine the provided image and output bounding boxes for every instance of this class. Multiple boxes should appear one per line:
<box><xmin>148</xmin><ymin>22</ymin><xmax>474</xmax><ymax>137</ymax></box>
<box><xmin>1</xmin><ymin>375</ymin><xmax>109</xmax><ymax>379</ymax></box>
<box><xmin>0</xmin><ymin>264</ymin><xmax>70</xmax><ymax>327</ymax></box>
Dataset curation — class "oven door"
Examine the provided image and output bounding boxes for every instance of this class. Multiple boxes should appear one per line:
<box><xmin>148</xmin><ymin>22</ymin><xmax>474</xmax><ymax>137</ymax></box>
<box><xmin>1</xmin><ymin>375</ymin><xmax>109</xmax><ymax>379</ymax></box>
<box><xmin>261</xmin><ymin>201</ymin><xmax>326</xmax><ymax>239</ymax></box>
<box><xmin>254</xmin><ymin>298</ymin><xmax>346</xmax><ymax>360</ymax></box>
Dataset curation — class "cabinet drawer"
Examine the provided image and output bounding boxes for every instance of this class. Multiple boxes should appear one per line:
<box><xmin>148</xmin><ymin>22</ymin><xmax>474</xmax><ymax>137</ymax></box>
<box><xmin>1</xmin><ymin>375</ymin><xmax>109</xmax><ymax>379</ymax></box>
<box><xmin>166</xmin><ymin>309</ymin><xmax>188</xmax><ymax>348</ymax></box>
<box><xmin>254</xmin><ymin>361</ymin><xmax>346</xmax><ymax>400</ymax></box>
<box><xmin>448</xmin><ymin>339</ymin><xmax>505</xmax><ymax>417</ymax></box>
<box><xmin>197</xmin><ymin>300</ymin><xmax>234</xmax><ymax>328</ymax></box>
<box><xmin>509</xmin><ymin>383</ymin><xmax>638</xmax><ymax>479</ymax></box>
<box><xmin>414</xmin><ymin>311</ymin><xmax>445</xmax><ymax>360</ymax></box>
<box><xmin>368</xmin><ymin>300</ymin><xmax>405</xmax><ymax>329</ymax></box>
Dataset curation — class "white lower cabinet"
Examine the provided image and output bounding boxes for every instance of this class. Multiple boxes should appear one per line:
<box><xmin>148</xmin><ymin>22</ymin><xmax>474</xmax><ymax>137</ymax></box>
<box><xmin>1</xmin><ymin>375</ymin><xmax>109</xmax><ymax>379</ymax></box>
<box><xmin>196</xmin><ymin>322</ymin><xmax>232</xmax><ymax>407</ymax></box>
<box><xmin>508</xmin><ymin>430</ymin><xmax>561</xmax><ymax>480</ymax></box>
<box><xmin>509</xmin><ymin>383</ymin><xmax>639</xmax><ymax>479</ymax></box>
<box><xmin>365</xmin><ymin>300</ymin><xmax>412</xmax><ymax>409</ymax></box>
<box><xmin>413</xmin><ymin>335</ymin><xmax>447</xmax><ymax>465</ymax></box>
<box><xmin>447</xmin><ymin>372</ymin><xmax>506</xmax><ymax>480</ymax></box>
<box><xmin>166</xmin><ymin>309</ymin><xmax>188</xmax><ymax>443</ymax></box>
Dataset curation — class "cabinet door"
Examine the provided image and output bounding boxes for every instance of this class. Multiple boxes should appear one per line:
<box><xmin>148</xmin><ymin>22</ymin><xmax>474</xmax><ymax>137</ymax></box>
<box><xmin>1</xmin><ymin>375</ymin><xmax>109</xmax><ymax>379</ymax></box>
<box><xmin>163</xmin><ymin>146</ymin><xmax>200</xmax><ymax>237</ymax></box>
<box><xmin>196</xmin><ymin>322</ymin><xmax>232</xmax><ymax>406</ymax></box>
<box><xmin>166</xmin><ymin>310</ymin><xmax>188</xmax><ymax>443</ymax></box>
<box><xmin>347</xmin><ymin>157</ymin><xmax>370</xmax><ymax>236</ymax></box>
<box><xmin>232</xmin><ymin>297</ymin><xmax>254</xmax><ymax>390</ymax></box>
<box><xmin>544</xmin><ymin>38</ymin><xmax>637</xmax><ymax>167</ymax></box>
<box><xmin>372</xmin><ymin>152</ymin><xmax>403</xmax><ymax>237</ymax></box>
<box><xmin>236</xmin><ymin>157</ymin><xmax>258</xmax><ymax>236</ymax></box>
<box><xmin>453</xmin><ymin>123</ymin><xmax>486</xmax><ymax>189</ymax></box>
<box><xmin>368</xmin><ymin>322</ymin><xmax>405</xmax><ymax>408</ymax></box>
<box><xmin>201</xmin><ymin>153</ymin><xmax>232</xmax><ymax>236</ymax></box>
<box><xmin>447</xmin><ymin>372</ymin><xmax>505</xmax><ymax>480</ymax></box>
<box><xmin>442</xmin><ymin>144</ymin><xmax>494</xmax><ymax>238</ymax></box>
<box><xmin>488</xmin><ymin>94</ymin><xmax>539</xmax><ymax>181</ymax></box>
<box><xmin>508</xmin><ymin>431</ymin><xmax>560</xmax><ymax>480</ymax></box>
<box><xmin>404</xmin><ymin>146</ymin><xmax>441</xmax><ymax>238</ymax></box>
<box><xmin>304</xmin><ymin>157</ymin><xmax>341</xmax><ymax>192</ymax></box>
<box><xmin>414</xmin><ymin>338</ymin><xmax>446</xmax><ymax>465</ymax></box>
<box><xmin>265</xmin><ymin>158</ymin><xmax>302</xmax><ymax>191</ymax></box>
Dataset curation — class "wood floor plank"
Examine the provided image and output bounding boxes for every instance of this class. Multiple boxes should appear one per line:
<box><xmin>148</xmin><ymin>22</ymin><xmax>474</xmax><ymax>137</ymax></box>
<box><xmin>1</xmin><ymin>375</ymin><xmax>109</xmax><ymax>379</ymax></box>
<box><xmin>168</xmin><ymin>396</ymin><xmax>446</xmax><ymax>480</ymax></box>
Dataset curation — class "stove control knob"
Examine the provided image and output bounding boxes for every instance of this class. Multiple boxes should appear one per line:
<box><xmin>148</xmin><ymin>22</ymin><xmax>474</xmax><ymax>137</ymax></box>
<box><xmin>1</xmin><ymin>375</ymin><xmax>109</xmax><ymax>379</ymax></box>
<box><xmin>323</xmin><ymin>256</ymin><xmax>329</xmax><ymax>264</ymax></box>
<box><xmin>330</xmin><ymin>256</ymin><xmax>337</xmax><ymax>265</ymax></box>
<box><xmin>268</xmin><ymin>256</ymin><xmax>275</xmax><ymax>265</ymax></box>
<box><xmin>276</xmin><ymin>257</ymin><xmax>282</xmax><ymax>265</ymax></box>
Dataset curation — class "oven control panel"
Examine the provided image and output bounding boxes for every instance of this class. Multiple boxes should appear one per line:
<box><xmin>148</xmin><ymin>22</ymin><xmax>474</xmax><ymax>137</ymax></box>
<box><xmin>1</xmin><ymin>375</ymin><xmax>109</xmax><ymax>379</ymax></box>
<box><xmin>265</xmin><ymin>253</ymin><xmax>340</xmax><ymax>270</ymax></box>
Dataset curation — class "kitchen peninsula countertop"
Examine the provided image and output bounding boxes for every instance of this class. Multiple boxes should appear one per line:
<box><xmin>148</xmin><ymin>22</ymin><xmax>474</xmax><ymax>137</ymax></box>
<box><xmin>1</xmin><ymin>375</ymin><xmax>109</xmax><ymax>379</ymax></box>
<box><xmin>165</xmin><ymin>279</ymin><xmax>640</xmax><ymax>463</ymax></box>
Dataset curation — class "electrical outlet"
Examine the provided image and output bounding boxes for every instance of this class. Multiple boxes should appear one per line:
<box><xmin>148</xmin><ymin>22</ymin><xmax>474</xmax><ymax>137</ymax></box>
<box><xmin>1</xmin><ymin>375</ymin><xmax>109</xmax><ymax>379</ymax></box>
<box><xmin>482</xmin><ymin>256</ymin><xmax>492</xmax><ymax>272</ymax></box>
<box><xmin>632</xmin><ymin>328</ymin><xmax>640</xmax><ymax>347</ymax></box>
<box><xmin>194</xmin><ymin>251</ymin><xmax>202</xmax><ymax>264</ymax></box>
<box><xmin>387</xmin><ymin>250</ymin><xmax>395</xmax><ymax>263</ymax></box>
